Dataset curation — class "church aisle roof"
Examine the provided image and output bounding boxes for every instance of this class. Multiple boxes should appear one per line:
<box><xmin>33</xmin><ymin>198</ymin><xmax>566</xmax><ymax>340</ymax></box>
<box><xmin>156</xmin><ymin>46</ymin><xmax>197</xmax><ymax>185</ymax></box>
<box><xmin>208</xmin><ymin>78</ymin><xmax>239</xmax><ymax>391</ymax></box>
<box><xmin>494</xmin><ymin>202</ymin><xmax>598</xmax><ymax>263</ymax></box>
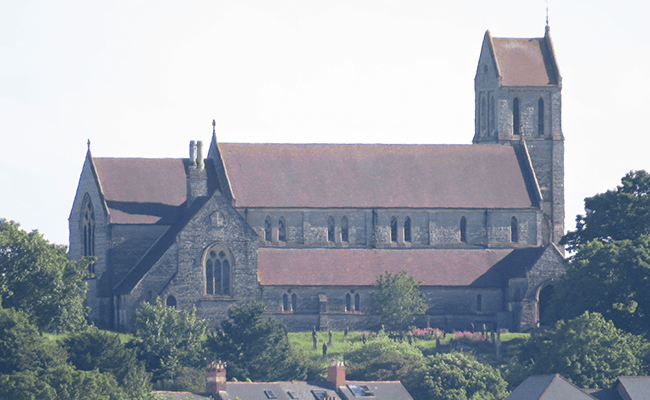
<box><xmin>219</xmin><ymin>143</ymin><xmax>535</xmax><ymax>209</ymax></box>
<box><xmin>257</xmin><ymin>247</ymin><xmax>546</xmax><ymax>287</ymax></box>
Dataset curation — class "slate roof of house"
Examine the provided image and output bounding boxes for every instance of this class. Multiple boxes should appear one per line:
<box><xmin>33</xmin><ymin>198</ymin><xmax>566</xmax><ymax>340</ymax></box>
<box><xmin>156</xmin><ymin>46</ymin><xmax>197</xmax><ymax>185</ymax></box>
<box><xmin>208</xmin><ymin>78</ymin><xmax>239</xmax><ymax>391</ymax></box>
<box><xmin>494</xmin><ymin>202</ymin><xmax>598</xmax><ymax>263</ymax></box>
<box><xmin>616</xmin><ymin>376</ymin><xmax>650</xmax><ymax>400</ymax></box>
<box><xmin>506</xmin><ymin>374</ymin><xmax>597</xmax><ymax>400</ymax></box>
<box><xmin>257</xmin><ymin>247</ymin><xmax>548</xmax><ymax>287</ymax></box>
<box><xmin>215</xmin><ymin>381</ymin><xmax>412</xmax><ymax>400</ymax></box>
<box><xmin>491</xmin><ymin>29</ymin><xmax>560</xmax><ymax>87</ymax></box>
<box><xmin>217</xmin><ymin>143</ymin><xmax>537</xmax><ymax>209</ymax></box>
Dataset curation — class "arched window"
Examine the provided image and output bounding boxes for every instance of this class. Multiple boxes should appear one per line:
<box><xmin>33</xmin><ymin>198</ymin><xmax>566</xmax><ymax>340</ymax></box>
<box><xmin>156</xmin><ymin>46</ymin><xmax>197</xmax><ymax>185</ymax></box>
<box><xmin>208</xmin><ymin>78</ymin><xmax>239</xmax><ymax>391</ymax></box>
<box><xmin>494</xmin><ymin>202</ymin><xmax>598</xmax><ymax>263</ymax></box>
<box><xmin>390</xmin><ymin>216</ymin><xmax>398</xmax><ymax>243</ymax></box>
<box><xmin>264</xmin><ymin>216</ymin><xmax>272</xmax><ymax>242</ymax></box>
<box><xmin>283</xmin><ymin>293</ymin><xmax>290</xmax><ymax>312</ymax></box>
<box><xmin>278</xmin><ymin>217</ymin><xmax>286</xmax><ymax>242</ymax></box>
<box><xmin>327</xmin><ymin>216</ymin><xmax>335</xmax><ymax>243</ymax></box>
<box><xmin>404</xmin><ymin>216</ymin><xmax>412</xmax><ymax>243</ymax></box>
<box><xmin>511</xmin><ymin>216</ymin><xmax>519</xmax><ymax>243</ymax></box>
<box><xmin>476</xmin><ymin>294</ymin><xmax>482</xmax><ymax>312</ymax></box>
<box><xmin>513</xmin><ymin>97</ymin><xmax>520</xmax><ymax>135</ymax></box>
<box><xmin>291</xmin><ymin>293</ymin><xmax>297</xmax><ymax>312</ymax></box>
<box><xmin>204</xmin><ymin>244</ymin><xmax>233</xmax><ymax>296</ymax></box>
<box><xmin>81</xmin><ymin>194</ymin><xmax>95</xmax><ymax>274</ymax></box>
<box><xmin>480</xmin><ymin>97</ymin><xmax>486</xmax><ymax>134</ymax></box>
<box><xmin>355</xmin><ymin>293</ymin><xmax>360</xmax><ymax>312</ymax></box>
<box><xmin>490</xmin><ymin>96</ymin><xmax>495</xmax><ymax>134</ymax></box>
<box><xmin>166</xmin><ymin>295</ymin><xmax>177</xmax><ymax>308</ymax></box>
<box><xmin>341</xmin><ymin>216</ymin><xmax>349</xmax><ymax>243</ymax></box>
<box><xmin>346</xmin><ymin>293</ymin><xmax>352</xmax><ymax>312</ymax></box>
<box><xmin>460</xmin><ymin>216</ymin><xmax>467</xmax><ymax>243</ymax></box>
<box><xmin>538</xmin><ymin>97</ymin><xmax>545</xmax><ymax>136</ymax></box>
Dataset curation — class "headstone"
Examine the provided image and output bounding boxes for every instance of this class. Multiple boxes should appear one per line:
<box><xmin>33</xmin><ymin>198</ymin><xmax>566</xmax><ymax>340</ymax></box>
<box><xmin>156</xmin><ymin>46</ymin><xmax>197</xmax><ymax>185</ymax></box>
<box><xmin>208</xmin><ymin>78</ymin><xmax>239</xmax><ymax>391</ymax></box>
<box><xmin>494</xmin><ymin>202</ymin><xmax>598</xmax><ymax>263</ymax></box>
<box><xmin>362</xmin><ymin>333</ymin><xmax>366</xmax><ymax>344</ymax></box>
<box><xmin>322</xmin><ymin>342</ymin><xmax>328</xmax><ymax>357</ymax></box>
<box><xmin>312</xmin><ymin>334</ymin><xmax>318</xmax><ymax>350</ymax></box>
<box><xmin>328</xmin><ymin>330</ymin><xmax>332</xmax><ymax>345</ymax></box>
<box><xmin>344</xmin><ymin>327</ymin><xmax>349</xmax><ymax>337</ymax></box>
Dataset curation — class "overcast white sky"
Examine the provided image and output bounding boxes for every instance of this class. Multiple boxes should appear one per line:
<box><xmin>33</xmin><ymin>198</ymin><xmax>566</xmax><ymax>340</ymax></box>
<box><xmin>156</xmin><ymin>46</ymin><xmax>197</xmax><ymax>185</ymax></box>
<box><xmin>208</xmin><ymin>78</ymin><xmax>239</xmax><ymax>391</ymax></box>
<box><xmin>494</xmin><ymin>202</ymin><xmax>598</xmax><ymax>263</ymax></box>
<box><xmin>2</xmin><ymin>1</ymin><xmax>649</xmax><ymax>246</ymax></box>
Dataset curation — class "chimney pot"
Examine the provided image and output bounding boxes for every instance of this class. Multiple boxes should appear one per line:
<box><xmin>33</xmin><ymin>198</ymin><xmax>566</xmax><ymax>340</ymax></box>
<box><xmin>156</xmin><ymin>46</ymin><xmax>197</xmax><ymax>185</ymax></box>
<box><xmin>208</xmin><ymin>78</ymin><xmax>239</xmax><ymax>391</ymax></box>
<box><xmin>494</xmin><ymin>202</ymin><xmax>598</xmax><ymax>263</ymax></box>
<box><xmin>197</xmin><ymin>141</ymin><xmax>204</xmax><ymax>170</ymax></box>
<box><xmin>189</xmin><ymin>140</ymin><xmax>197</xmax><ymax>167</ymax></box>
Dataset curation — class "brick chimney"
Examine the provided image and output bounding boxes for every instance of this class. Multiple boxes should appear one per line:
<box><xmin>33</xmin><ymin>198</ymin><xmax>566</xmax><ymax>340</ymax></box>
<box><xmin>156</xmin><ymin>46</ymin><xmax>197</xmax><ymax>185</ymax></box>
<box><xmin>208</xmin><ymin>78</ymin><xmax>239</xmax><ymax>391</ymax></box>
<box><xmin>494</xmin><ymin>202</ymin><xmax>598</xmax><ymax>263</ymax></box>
<box><xmin>206</xmin><ymin>361</ymin><xmax>226</xmax><ymax>394</ymax></box>
<box><xmin>327</xmin><ymin>361</ymin><xmax>346</xmax><ymax>388</ymax></box>
<box><xmin>187</xmin><ymin>140</ymin><xmax>207</xmax><ymax>204</ymax></box>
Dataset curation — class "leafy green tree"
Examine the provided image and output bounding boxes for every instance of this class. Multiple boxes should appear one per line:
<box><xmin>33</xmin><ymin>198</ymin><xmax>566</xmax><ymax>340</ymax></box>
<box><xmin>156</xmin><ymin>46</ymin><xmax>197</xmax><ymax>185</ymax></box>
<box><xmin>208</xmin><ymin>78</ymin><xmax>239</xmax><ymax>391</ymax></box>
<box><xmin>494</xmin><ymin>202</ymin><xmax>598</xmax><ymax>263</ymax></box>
<box><xmin>344</xmin><ymin>331</ymin><xmax>425</xmax><ymax>381</ymax></box>
<box><xmin>404</xmin><ymin>352</ymin><xmax>509</xmax><ymax>400</ymax></box>
<box><xmin>506</xmin><ymin>312</ymin><xmax>650</xmax><ymax>389</ymax></box>
<box><xmin>0</xmin><ymin>305</ymin><xmax>66</xmax><ymax>375</ymax></box>
<box><xmin>562</xmin><ymin>170</ymin><xmax>650</xmax><ymax>251</ymax></box>
<box><xmin>129</xmin><ymin>298</ymin><xmax>209</xmax><ymax>384</ymax></box>
<box><xmin>206</xmin><ymin>302</ymin><xmax>319</xmax><ymax>382</ymax></box>
<box><xmin>368</xmin><ymin>270</ymin><xmax>427</xmax><ymax>331</ymax></box>
<box><xmin>0</xmin><ymin>365</ymin><xmax>129</xmax><ymax>400</ymax></box>
<box><xmin>545</xmin><ymin>236</ymin><xmax>650</xmax><ymax>335</ymax></box>
<box><xmin>0</xmin><ymin>219</ymin><xmax>92</xmax><ymax>332</ymax></box>
<box><xmin>64</xmin><ymin>327</ymin><xmax>151</xmax><ymax>398</ymax></box>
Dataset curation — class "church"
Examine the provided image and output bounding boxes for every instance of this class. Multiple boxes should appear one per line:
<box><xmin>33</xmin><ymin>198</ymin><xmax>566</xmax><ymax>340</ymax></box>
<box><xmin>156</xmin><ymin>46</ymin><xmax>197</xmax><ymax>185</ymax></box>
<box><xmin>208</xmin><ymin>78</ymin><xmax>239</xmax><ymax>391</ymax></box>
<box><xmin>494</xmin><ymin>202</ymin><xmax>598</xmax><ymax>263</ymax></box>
<box><xmin>69</xmin><ymin>26</ymin><xmax>566</xmax><ymax>332</ymax></box>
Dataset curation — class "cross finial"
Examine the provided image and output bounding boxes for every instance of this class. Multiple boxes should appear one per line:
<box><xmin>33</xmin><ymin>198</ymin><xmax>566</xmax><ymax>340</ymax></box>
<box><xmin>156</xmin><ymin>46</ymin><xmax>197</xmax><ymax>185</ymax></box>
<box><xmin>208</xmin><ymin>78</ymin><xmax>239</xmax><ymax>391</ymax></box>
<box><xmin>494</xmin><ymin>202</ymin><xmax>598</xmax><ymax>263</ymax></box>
<box><xmin>545</xmin><ymin>0</ymin><xmax>549</xmax><ymax>27</ymax></box>
<box><xmin>212</xmin><ymin>119</ymin><xmax>216</xmax><ymax>135</ymax></box>
<box><xmin>87</xmin><ymin>139</ymin><xmax>91</xmax><ymax>151</ymax></box>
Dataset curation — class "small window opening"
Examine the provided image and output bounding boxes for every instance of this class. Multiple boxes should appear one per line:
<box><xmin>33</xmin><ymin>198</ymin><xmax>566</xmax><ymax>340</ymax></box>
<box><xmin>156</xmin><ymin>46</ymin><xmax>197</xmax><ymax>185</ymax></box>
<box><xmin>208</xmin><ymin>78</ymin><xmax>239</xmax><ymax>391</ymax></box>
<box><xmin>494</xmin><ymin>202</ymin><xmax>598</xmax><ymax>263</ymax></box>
<box><xmin>480</xmin><ymin>97</ymin><xmax>486</xmax><ymax>134</ymax></box>
<box><xmin>82</xmin><ymin>195</ymin><xmax>95</xmax><ymax>274</ymax></box>
<box><xmin>264</xmin><ymin>216</ymin><xmax>272</xmax><ymax>242</ymax></box>
<box><xmin>166</xmin><ymin>295</ymin><xmax>176</xmax><ymax>308</ymax></box>
<box><xmin>538</xmin><ymin>97</ymin><xmax>545</xmax><ymax>136</ymax></box>
<box><xmin>460</xmin><ymin>217</ymin><xmax>467</xmax><ymax>243</ymax></box>
<box><xmin>490</xmin><ymin>96</ymin><xmax>495</xmax><ymax>134</ymax></box>
<box><xmin>327</xmin><ymin>216</ymin><xmax>335</xmax><ymax>242</ymax></box>
<box><xmin>513</xmin><ymin>98</ymin><xmax>520</xmax><ymax>135</ymax></box>
<box><xmin>476</xmin><ymin>294</ymin><xmax>482</xmax><ymax>312</ymax></box>
<box><xmin>264</xmin><ymin>390</ymin><xmax>278</xmax><ymax>399</ymax></box>
<box><xmin>346</xmin><ymin>293</ymin><xmax>352</xmax><ymax>312</ymax></box>
<box><xmin>404</xmin><ymin>216</ymin><xmax>412</xmax><ymax>243</ymax></box>
<box><xmin>278</xmin><ymin>217</ymin><xmax>286</xmax><ymax>242</ymax></box>
<box><xmin>341</xmin><ymin>216</ymin><xmax>349</xmax><ymax>243</ymax></box>
<box><xmin>283</xmin><ymin>293</ymin><xmax>290</xmax><ymax>312</ymax></box>
<box><xmin>355</xmin><ymin>293</ymin><xmax>360</xmax><ymax>312</ymax></box>
<box><xmin>291</xmin><ymin>293</ymin><xmax>297</xmax><ymax>312</ymax></box>
<box><xmin>390</xmin><ymin>216</ymin><xmax>397</xmax><ymax>243</ymax></box>
<box><xmin>511</xmin><ymin>216</ymin><xmax>519</xmax><ymax>243</ymax></box>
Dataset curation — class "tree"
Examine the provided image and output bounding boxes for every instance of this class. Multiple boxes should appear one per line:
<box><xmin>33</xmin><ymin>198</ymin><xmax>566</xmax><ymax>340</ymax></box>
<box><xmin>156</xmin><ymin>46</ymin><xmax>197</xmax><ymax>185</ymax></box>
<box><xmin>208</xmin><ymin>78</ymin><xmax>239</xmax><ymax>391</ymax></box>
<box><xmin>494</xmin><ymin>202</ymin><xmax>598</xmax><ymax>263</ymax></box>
<box><xmin>0</xmin><ymin>219</ymin><xmax>92</xmax><ymax>332</ymax></box>
<box><xmin>368</xmin><ymin>270</ymin><xmax>427</xmax><ymax>331</ymax></box>
<box><xmin>206</xmin><ymin>302</ymin><xmax>319</xmax><ymax>382</ymax></box>
<box><xmin>561</xmin><ymin>170</ymin><xmax>650</xmax><ymax>251</ymax></box>
<box><xmin>506</xmin><ymin>312</ymin><xmax>650</xmax><ymax>389</ymax></box>
<box><xmin>0</xmin><ymin>305</ymin><xmax>66</xmax><ymax>376</ymax></box>
<box><xmin>545</xmin><ymin>236</ymin><xmax>650</xmax><ymax>336</ymax></box>
<box><xmin>404</xmin><ymin>352</ymin><xmax>509</xmax><ymax>400</ymax></box>
<box><xmin>129</xmin><ymin>298</ymin><xmax>209</xmax><ymax>384</ymax></box>
<box><xmin>344</xmin><ymin>331</ymin><xmax>425</xmax><ymax>381</ymax></box>
<box><xmin>64</xmin><ymin>328</ymin><xmax>151</xmax><ymax>398</ymax></box>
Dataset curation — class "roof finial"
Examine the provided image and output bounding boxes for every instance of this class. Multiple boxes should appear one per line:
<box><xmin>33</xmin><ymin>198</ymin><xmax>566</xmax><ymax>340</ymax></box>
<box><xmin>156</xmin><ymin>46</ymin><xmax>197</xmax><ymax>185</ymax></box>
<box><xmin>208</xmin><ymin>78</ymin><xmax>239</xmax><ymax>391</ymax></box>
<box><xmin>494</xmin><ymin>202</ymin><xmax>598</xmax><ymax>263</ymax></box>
<box><xmin>87</xmin><ymin>139</ymin><xmax>91</xmax><ymax>151</ymax></box>
<box><xmin>545</xmin><ymin>0</ymin><xmax>549</xmax><ymax>28</ymax></box>
<box><xmin>212</xmin><ymin>119</ymin><xmax>216</xmax><ymax>135</ymax></box>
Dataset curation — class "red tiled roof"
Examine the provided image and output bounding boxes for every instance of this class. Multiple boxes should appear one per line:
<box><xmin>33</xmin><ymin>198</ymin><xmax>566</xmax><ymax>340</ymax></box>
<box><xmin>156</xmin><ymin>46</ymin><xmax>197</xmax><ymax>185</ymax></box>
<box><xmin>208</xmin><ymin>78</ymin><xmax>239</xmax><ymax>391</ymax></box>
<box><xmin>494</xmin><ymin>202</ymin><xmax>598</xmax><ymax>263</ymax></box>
<box><xmin>492</xmin><ymin>37</ymin><xmax>558</xmax><ymax>87</ymax></box>
<box><xmin>219</xmin><ymin>144</ymin><xmax>534</xmax><ymax>209</ymax></box>
<box><xmin>93</xmin><ymin>158</ymin><xmax>187</xmax><ymax>224</ymax></box>
<box><xmin>257</xmin><ymin>248</ymin><xmax>515</xmax><ymax>287</ymax></box>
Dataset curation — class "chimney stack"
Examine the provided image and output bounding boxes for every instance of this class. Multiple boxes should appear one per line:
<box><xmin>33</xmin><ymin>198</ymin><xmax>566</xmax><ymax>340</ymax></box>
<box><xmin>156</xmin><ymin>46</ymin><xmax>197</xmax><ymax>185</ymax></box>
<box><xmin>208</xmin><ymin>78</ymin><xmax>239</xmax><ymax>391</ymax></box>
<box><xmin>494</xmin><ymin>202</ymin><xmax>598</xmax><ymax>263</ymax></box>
<box><xmin>327</xmin><ymin>361</ymin><xmax>346</xmax><ymax>388</ymax></box>
<box><xmin>197</xmin><ymin>140</ymin><xmax>204</xmax><ymax>170</ymax></box>
<box><xmin>206</xmin><ymin>361</ymin><xmax>226</xmax><ymax>394</ymax></box>
<box><xmin>189</xmin><ymin>140</ymin><xmax>197</xmax><ymax>167</ymax></box>
<box><xmin>187</xmin><ymin>139</ymin><xmax>208</xmax><ymax>203</ymax></box>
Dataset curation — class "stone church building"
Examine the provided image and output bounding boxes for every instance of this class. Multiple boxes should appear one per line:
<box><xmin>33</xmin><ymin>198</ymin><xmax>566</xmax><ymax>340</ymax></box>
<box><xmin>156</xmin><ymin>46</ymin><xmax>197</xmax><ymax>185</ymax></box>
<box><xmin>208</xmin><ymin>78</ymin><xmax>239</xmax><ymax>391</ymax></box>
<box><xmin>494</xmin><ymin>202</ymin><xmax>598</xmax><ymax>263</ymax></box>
<box><xmin>69</xmin><ymin>27</ymin><xmax>566</xmax><ymax>332</ymax></box>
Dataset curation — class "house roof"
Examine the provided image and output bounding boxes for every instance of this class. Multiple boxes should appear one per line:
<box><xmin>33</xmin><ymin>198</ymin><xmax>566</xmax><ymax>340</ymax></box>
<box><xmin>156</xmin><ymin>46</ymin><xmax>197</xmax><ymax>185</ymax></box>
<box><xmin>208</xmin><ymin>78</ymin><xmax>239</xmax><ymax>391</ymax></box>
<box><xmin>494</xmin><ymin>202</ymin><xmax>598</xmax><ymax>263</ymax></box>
<box><xmin>216</xmin><ymin>381</ymin><xmax>412</xmax><ymax>400</ymax></box>
<box><xmin>492</xmin><ymin>33</ymin><xmax>560</xmax><ymax>87</ymax></box>
<box><xmin>616</xmin><ymin>376</ymin><xmax>650</xmax><ymax>400</ymax></box>
<box><xmin>257</xmin><ymin>247</ymin><xmax>547</xmax><ymax>287</ymax></box>
<box><xmin>506</xmin><ymin>374</ymin><xmax>597</xmax><ymax>400</ymax></box>
<box><xmin>217</xmin><ymin>143</ymin><xmax>537</xmax><ymax>209</ymax></box>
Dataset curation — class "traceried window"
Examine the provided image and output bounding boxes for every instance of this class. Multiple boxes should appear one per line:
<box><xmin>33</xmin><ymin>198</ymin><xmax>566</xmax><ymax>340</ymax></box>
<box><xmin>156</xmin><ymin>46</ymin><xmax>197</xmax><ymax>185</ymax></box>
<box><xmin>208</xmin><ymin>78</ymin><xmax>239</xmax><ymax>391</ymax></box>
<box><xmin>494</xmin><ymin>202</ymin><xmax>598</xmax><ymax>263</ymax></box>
<box><xmin>81</xmin><ymin>194</ymin><xmax>95</xmax><ymax>274</ymax></box>
<box><xmin>460</xmin><ymin>216</ymin><xmax>467</xmax><ymax>243</ymax></box>
<box><xmin>328</xmin><ymin>216</ymin><xmax>335</xmax><ymax>243</ymax></box>
<box><xmin>204</xmin><ymin>244</ymin><xmax>233</xmax><ymax>296</ymax></box>
<box><xmin>341</xmin><ymin>216</ymin><xmax>349</xmax><ymax>243</ymax></box>
<box><xmin>404</xmin><ymin>216</ymin><xmax>412</xmax><ymax>243</ymax></box>
<box><xmin>538</xmin><ymin>98</ymin><xmax>545</xmax><ymax>136</ymax></box>
<box><xmin>264</xmin><ymin>216</ymin><xmax>272</xmax><ymax>242</ymax></box>
<box><xmin>513</xmin><ymin>97</ymin><xmax>520</xmax><ymax>135</ymax></box>
<box><xmin>511</xmin><ymin>216</ymin><xmax>519</xmax><ymax>243</ymax></box>
<box><xmin>282</xmin><ymin>292</ymin><xmax>297</xmax><ymax>312</ymax></box>
<box><xmin>278</xmin><ymin>217</ymin><xmax>287</xmax><ymax>242</ymax></box>
<box><xmin>390</xmin><ymin>216</ymin><xmax>397</xmax><ymax>243</ymax></box>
